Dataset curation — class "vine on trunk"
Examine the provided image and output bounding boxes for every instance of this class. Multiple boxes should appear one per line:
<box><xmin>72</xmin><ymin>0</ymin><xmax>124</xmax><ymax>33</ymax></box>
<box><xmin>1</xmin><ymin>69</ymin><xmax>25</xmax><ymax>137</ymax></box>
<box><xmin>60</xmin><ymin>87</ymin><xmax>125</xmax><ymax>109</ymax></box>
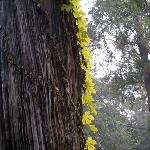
<box><xmin>61</xmin><ymin>0</ymin><xmax>98</xmax><ymax>149</ymax></box>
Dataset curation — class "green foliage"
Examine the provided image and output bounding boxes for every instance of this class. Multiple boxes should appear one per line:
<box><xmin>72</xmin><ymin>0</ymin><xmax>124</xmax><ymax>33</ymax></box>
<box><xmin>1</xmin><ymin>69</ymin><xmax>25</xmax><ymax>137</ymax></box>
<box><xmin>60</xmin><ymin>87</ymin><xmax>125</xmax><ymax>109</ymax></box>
<box><xmin>87</xmin><ymin>0</ymin><xmax>150</xmax><ymax>149</ymax></box>
<box><xmin>88</xmin><ymin>0</ymin><xmax>150</xmax><ymax>111</ymax></box>
<box><xmin>89</xmin><ymin>79</ymin><xmax>150</xmax><ymax>150</ymax></box>
<box><xmin>94</xmin><ymin>108</ymin><xmax>136</xmax><ymax>150</ymax></box>
<box><xmin>88</xmin><ymin>1</ymin><xmax>150</xmax><ymax>148</ymax></box>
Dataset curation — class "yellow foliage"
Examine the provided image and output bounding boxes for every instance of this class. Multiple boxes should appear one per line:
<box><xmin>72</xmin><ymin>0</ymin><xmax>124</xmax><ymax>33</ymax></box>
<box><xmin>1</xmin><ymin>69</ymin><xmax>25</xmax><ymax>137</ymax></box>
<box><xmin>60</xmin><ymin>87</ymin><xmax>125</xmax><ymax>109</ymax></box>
<box><xmin>82</xmin><ymin>93</ymin><xmax>93</xmax><ymax>104</ymax></box>
<box><xmin>61</xmin><ymin>1</ymin><xmax>98</xmax><ymax>149</ymax></box>
<box><xmin>88</xmin><ymin>125</ymin><xmax>98</xmax><ymax>133</ymax></box>
<box><xmin>84</xmin><ymin>137</ymin><xmax>97</xmax><ymax>150</ymax></box>
<box><xmin>82</xmin><ymin>111</ymin><xmax>94</xmax><ymax>125</ymax></box>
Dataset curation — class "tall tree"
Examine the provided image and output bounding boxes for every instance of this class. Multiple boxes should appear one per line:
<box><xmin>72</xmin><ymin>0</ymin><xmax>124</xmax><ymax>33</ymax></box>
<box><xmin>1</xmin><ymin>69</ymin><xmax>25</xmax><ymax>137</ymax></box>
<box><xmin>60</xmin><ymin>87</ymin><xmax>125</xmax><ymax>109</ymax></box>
<box><xmin>0</xmin><ymin>0</ymin><xmax>84</xmax><ymax>149</ymax></box>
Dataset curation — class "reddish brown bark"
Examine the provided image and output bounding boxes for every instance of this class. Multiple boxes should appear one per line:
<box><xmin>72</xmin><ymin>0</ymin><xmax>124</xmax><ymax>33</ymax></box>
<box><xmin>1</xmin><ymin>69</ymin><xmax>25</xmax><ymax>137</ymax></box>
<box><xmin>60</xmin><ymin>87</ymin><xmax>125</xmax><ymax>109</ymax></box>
<box><xmin>0</xmin><ymin>0</ymin><xmax>84</xmax><ymax>149</ymax></box>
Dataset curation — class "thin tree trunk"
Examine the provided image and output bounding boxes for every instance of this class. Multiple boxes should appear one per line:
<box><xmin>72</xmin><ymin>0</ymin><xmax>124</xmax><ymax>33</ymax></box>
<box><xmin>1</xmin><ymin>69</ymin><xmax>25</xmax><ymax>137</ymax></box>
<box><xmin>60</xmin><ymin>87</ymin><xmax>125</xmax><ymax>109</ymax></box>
<box><xmin>134</xmin><ymin>6</ymin><xmax>150</xmax><ymax>112</ymax></box>
<box><xmin>0</xmin><ymin>0</ymin><xmax>84</xmax><ymax>149</ymax></box>
<box><xmin>138</xmin><ymin>42</ymin><xmax>150</xmax><ymax>112</ymax></box>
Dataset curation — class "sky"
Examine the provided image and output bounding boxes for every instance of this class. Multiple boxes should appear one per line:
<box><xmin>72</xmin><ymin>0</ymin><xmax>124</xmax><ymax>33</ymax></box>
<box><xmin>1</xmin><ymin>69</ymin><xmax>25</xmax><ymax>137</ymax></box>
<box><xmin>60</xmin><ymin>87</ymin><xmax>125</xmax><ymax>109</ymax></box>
<box><xmin>80</xmin><ymin>0</ymin><xmax>116</xmax><ymax>77</ymax></box>
<box><xmin>80</xmin><ymin>0</ymin><xmax>94</xmax><ymax>16</ymax></box>
<box><xmin>80</xmin><ymin>0</ymin><xmax>121</xmax><ymax>78</ymax></box>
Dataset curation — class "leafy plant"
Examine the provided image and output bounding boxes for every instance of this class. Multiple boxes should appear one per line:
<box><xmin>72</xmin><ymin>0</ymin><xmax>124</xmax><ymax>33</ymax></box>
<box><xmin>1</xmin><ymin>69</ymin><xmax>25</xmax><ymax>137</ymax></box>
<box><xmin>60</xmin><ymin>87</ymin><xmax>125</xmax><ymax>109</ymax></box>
<box><xmin>61</xmin><ymin>0</ymin><xmax>98</xmax><ymax>149</ymax></box>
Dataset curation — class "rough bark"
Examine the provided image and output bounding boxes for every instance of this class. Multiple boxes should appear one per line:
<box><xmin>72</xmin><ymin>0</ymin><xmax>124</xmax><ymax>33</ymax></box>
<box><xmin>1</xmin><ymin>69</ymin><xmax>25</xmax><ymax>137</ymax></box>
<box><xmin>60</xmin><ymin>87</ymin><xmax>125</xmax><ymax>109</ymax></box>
<box><xmin>0</xmin><ymin>0</ymin><xmax>84</xmax><ymax>149</ymax></box>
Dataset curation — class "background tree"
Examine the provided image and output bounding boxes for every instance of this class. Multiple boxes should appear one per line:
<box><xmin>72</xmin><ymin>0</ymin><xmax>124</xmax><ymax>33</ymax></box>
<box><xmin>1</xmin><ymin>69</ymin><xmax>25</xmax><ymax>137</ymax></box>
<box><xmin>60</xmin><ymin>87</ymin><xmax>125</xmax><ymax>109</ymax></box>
<box><xmin>89</xmin><ymin>0</ymin><xmax>150</xmax><ymax>111</ymax></box>
<box><xmin>89</xmin><ymin>79</ymin><xmax>150</xmax><ymax>150</ymax></box>
<box><xmin>0</xmin><ymin>0</ymin><xmax>84</xmax><ymax>149</ymax></box>
<box><xmin>87</xmin><ymin>0</ymin><xmax>150</xmax><ymax>149</ymax></box>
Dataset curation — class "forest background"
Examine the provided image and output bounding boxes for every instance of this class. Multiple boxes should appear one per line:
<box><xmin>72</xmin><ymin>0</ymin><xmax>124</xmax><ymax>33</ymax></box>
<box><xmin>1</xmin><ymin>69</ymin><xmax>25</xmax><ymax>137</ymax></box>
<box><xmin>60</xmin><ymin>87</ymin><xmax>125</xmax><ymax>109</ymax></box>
<box><xmin>81</xmin><ymin>0</ymin><xmax>150</xmax><ymax>149</ymax></box>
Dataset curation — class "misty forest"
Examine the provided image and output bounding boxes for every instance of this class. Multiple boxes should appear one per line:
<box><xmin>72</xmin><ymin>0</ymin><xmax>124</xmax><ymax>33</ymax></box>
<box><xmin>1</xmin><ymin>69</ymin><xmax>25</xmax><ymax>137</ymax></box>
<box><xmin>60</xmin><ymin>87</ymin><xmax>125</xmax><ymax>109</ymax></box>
<box><xmin>1</xmin><ymin>0</ymin><xmax>150</xmax><ymax>150</ymax></box>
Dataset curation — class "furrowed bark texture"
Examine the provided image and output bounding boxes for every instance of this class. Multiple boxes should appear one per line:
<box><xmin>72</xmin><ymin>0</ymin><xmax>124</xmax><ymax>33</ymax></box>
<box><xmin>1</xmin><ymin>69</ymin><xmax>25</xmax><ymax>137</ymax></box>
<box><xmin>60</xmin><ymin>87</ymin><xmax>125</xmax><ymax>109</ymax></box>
<box><xmin>0</xmin><ymin>0</ymin><xmax>84</xmax><ymax>149</ymax></box>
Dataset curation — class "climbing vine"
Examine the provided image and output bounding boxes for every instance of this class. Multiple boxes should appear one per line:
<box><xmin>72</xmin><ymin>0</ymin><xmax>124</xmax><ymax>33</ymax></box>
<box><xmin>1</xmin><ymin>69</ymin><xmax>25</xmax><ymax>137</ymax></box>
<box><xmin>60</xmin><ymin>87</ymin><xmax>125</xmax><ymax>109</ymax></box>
<box><xmin>61</xmin><ymin>0</ymin><xmax>98</xmax><ymax>149</ymax></box>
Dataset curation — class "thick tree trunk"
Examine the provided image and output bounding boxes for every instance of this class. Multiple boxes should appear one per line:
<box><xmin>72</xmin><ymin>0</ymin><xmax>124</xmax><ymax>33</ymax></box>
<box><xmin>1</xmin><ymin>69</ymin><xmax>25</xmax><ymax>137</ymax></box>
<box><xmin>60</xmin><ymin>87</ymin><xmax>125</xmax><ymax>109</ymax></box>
<box><xmin>0</xmin><ymin>0</ymin><xmax>84</xmax><ymax>150</ymax></box>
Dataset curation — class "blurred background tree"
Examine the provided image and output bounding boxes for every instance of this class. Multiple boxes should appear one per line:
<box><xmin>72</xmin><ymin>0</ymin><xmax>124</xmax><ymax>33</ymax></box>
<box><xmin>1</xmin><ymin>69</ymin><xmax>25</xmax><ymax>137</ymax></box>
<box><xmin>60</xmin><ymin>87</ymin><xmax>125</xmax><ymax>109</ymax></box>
<box><xmin>85</xmin><ymin>0</ymin><xmax>150</xmax><ymax>149</ymax></box>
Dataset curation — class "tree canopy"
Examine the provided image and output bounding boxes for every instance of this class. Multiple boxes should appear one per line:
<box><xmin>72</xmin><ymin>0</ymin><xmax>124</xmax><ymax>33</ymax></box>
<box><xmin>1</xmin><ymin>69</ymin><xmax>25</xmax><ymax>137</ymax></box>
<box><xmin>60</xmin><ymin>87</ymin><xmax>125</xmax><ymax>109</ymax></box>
<box><xmin>89</xmin><ymin>0</ymin><xmax>150</xmax><ymax>111</ymax></box>
<box><xmin>87</xmin><ymin>0</ymin><xmax>150</xmax><ymax>149</ymax></box>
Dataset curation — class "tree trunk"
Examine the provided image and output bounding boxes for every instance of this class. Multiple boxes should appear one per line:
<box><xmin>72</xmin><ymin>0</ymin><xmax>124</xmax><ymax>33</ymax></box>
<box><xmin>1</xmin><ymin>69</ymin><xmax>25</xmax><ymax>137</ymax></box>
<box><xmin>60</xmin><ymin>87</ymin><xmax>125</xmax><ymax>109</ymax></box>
<box><xmin>138</xmin><ymin>42</ymin><xmax>150</xmax><ymax>112</ymax></box>
<box><xmin>0</xmin><ymin>0</ymin><xmax>84</xmax><ymax>149</ymax></box>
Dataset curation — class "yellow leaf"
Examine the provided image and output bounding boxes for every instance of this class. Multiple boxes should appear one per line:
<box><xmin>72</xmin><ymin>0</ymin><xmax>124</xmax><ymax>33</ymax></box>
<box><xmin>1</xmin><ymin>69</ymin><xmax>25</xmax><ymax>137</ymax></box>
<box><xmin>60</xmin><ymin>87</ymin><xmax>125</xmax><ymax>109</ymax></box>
<box><xmin>84</xmin><ymin>100</ymin><xmax>97</xmax><ymax>115</ymax></box>
<box><xmin>88</xmin><ymin>125</ymin><xmax>98</xmax><ymax>133</ymax></box>
<box><xmin>82</xmin><ymin>93</ymin><xmax>93</xmax><ymax>104</ymax></box>
<box><xmin>81</xmin><ymin>48</ymin><xmax>92</xmax><ymax>60</ymax></box>
<box><xmin>82</xmin><ymin>111</ymin><xmax>94</xmax><ymax>125</ymax></box>
<box><xmin>70</xmin><ymin>0</ymin><xmax>80</xmax><ymax>7</ymax></box>
<box><xmin>84</xmin><ymin>137</ymin><xmax>97</xmax><ymax>150</ymax></box>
